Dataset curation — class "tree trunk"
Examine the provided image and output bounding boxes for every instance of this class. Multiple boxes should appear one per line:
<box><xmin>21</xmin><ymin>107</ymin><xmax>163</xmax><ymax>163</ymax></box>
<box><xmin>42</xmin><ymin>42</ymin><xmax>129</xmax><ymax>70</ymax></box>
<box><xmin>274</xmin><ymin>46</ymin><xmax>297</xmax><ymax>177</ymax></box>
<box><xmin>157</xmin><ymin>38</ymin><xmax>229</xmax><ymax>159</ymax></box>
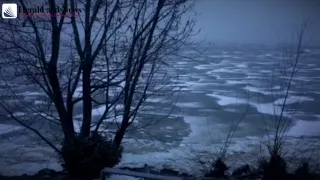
<box><xmin>80</xmin><ymin>59</ymin><xmax>93</xmax><ymax>137</ymax></box>
<box><xmin>61</xmin><ymin>113</ymin><xmax>76</xmax><ymax>142</ymax></box>
<box><xmin>48</xmin><ymin>68</ymin><xmax>75</xmax><ymax>142</ymax></box>
<box><xmin>113</xmin><ymin>112</ymin><xmax>130</xmax><ymax>147</ymax></box>
<box><xmin>113</xmin><ymin>125</ymin><xmax>127</xmax><ymax>147</ymax></box>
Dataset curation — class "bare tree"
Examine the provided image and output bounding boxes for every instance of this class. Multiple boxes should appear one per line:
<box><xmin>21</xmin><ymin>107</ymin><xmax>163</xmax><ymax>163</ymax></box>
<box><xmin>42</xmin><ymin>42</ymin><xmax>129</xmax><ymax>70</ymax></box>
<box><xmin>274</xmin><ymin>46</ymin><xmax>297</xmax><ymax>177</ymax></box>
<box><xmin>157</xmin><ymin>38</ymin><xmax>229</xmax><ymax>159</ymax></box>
<box><xmin>266</xmin><ymin>22</ymin><xmax>308</xmax><ymax>156</ymax></box>
<box><xmin>251</xmin><ymin>22</ymin><xmax>311</xmax><ymax>180</ymax></box>
<box><xmin>0</xmin><ymin>0</ymin><xmax>196</xmax><ymax>155</ymax></box>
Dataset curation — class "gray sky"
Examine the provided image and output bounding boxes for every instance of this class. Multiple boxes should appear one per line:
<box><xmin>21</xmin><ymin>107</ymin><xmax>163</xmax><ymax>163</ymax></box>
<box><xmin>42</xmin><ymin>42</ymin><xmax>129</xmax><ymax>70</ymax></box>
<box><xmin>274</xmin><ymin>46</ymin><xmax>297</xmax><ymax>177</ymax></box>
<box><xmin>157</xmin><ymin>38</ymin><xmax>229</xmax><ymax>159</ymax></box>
<box><xmin>192</xmin><ymin>0</ymin><xmax>320</xmax><ymax>45</ymax></box>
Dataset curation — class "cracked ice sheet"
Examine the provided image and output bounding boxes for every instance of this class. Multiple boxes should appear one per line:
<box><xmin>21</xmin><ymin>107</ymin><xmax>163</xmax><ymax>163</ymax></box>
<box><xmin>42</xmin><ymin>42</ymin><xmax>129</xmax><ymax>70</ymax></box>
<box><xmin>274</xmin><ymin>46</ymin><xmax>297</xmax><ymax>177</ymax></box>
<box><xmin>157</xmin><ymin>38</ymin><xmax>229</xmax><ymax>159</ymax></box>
<box><xmin>0</xmin><ymin>124</ymin><xmax>23</xmax><ymax>135</ymax></box>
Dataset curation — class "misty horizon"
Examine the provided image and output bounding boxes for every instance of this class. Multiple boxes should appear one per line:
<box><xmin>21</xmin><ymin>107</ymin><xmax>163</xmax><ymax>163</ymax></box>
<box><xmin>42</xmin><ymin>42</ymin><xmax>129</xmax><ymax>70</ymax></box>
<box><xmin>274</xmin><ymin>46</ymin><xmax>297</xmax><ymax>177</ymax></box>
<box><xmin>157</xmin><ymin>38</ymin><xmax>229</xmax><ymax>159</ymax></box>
<box><xmin>191</xmin><ymin>0</ymin><xmax>320</xmax><ymax>45</ymax></box>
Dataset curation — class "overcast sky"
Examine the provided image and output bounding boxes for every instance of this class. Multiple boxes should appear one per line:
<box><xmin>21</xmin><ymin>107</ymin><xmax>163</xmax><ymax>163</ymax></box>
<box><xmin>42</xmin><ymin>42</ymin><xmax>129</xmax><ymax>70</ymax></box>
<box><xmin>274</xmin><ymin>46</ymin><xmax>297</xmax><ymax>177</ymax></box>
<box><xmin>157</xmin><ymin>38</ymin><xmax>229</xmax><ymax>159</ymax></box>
<box><xmin>192</xmin><ymin>0</ymin><xmax>320</xmax><ymax>45</ymax></box>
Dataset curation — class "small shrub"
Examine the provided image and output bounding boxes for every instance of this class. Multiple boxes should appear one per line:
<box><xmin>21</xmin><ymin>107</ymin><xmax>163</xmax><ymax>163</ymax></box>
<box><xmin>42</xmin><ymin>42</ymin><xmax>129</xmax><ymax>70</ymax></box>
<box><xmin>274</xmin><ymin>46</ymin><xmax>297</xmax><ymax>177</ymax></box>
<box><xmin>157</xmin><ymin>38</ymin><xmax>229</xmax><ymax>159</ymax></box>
<box><xmin>60</xmin><ymin>132</ymin><xmax>123</xmax><ymax>178</ymax></box>
<box><xmin>256</xmin><ymin>157</ymin><xmax>269</xmax><ymax>176</ymax></box>
<box><xmin>257</xmin><ymin>153</ymin><xmax>288</xmax><ymax>180</ymax></box>
<box><xmin>294</xmin><ymin>162</ymin><xmax>312</xmax><ymax>180</ymax></box>
<box><xmin>205</xmin><ymin>157</ymin><xmax>228</xmax><ymax>178</ymax></box>
<box><xmin>232</xmin><ymin>164</ymin><xmax>251</xmax><ymax>177</ymax></box>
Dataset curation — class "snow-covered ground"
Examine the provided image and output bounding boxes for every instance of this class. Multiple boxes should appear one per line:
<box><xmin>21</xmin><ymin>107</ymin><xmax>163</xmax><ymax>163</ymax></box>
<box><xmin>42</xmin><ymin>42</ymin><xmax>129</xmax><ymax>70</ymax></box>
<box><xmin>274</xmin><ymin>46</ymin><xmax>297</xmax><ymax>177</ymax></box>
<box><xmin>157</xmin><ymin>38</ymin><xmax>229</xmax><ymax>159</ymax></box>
<box><xmin>108</xmin><ymin>175</ymin><xmax>140</xmax><ymax>180</ymax></box>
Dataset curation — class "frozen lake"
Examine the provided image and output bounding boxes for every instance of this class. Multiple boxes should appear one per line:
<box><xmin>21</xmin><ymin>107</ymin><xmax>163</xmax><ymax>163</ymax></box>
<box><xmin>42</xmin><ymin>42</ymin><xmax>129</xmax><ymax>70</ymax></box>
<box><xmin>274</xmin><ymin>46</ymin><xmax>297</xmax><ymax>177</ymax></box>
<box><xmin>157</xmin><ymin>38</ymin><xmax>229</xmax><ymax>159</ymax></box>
<box><xmin>1</xmin><ymin>45</ymin><xmax>320</xmax><ymax>176</ymax></box>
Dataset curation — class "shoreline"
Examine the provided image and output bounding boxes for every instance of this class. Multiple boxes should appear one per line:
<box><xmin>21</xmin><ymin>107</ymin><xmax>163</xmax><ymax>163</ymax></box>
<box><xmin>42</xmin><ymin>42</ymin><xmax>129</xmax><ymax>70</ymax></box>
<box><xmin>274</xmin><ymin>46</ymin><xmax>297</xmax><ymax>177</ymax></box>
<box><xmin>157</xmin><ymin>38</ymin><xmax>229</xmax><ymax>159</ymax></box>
<box><xmin>1</xmin><ymin>125</ymin><xmax>319</xmax><ymax>177</ymax></box>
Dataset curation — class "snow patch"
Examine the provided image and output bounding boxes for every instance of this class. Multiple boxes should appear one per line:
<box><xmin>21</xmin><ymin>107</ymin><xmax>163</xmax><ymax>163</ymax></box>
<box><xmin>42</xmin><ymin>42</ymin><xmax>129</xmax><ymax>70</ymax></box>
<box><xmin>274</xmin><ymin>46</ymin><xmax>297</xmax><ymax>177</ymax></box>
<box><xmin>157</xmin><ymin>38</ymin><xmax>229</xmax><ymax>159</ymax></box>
<box><xmin>236</xmin><ymin>64</ymin><xmax>247</xmax><ymax>68</ymax></box>
<box><xmin>145</xmin><ymin>98</ymin><xmax>168</xmax><ymax>103</ymax></box>
<box><xmin>208</xmin><ymin>54</ymin><xmax>233</xmax><ymax>58</ymax></box>
<box><xmin>206</xmin><ymin>68</ymin><xmax>232</xmax><ymax>73</ymax></box>
<box><xmin>73</xmin><ymin>86</ymin><xmax>83</xmax><ymax>97</ymax></box>
<box><xmin>287</xmin><ymin>120</ymin><xmax>320</xmax><ymax>137</ymax></box>
<box><xmin>207</xmin><ymin>93</ymin><xmax>248</xmax><ymax>106</ymax></box>
<box><xmin>107</xmin><ymin>175</ymin><xmax>140</xmax><ymax>180</ymax></box>
<box><xmin>6</xmin><ymin>112</ymin><xmax>26</xmax><ymax>117</ymax></box>
<box><xmin>225</xmin><ymin>80</ymin><xmax>246</xmax><ymax>85</ymax></box>
<box><xmin>175</xmin><ymin>102</ymin><xmax>202</xmax><ymax>108</ymax></box>
<box><xmin>193</xmin><ymin>64</ymin><xmax>210</xmax><ymax>70</ymax></box>
<box><xmin>18</xmin><ymin>91</ymin><xmax>45</xmax><ymax>96</ymax></box>
<box><xmin>274</xmin><ymin>96</ymin><xmax>314</xmax><ymax>105</ymax></box>
<box><xmin>0</xmin><ymin>124</ymin><xmax>23</xmax><ymax>135</ymax></box>
<box><xmin>34</xmin><ymin>100</ymin><xmax>46</xmax><ymax>105</ymax></box>
<box><xmin>243</xmin><ymin>86</ymin><xmax>272</xmax><ymax>95</ymax></box>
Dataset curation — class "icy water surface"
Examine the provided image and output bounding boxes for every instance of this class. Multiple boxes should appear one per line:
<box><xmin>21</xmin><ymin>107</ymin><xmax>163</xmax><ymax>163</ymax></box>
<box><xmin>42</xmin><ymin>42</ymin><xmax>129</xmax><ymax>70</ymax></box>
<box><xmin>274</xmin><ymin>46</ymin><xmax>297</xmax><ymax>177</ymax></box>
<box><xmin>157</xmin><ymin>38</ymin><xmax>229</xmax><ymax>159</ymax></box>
<box><xmin>1</xmin><ymin>45</ymin><xmax>320</xmax><ymax>175</ymax></box>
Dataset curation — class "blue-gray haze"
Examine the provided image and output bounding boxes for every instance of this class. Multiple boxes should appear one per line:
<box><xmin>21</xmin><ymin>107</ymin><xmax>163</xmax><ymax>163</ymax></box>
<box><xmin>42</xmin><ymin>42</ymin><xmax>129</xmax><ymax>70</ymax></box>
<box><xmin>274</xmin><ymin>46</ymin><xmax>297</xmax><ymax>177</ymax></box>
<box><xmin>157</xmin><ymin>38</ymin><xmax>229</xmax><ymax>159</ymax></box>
<box><xmin>193</xmin><ymin>0</ymin><xmax>320</xmax><ymax>45</ymax></box>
